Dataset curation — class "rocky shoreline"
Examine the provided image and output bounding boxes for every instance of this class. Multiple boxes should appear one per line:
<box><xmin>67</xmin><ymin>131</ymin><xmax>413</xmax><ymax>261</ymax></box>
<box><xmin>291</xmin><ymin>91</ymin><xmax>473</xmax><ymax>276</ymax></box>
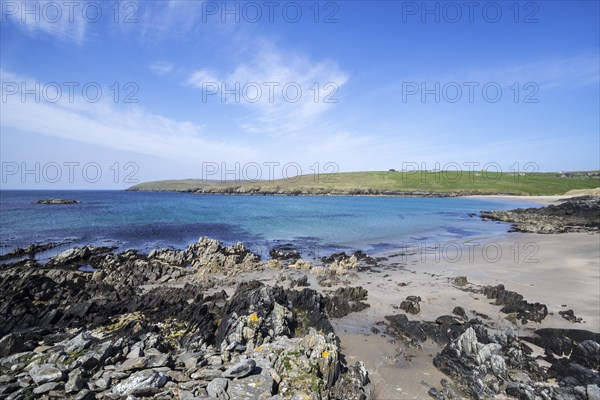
<box><xmin>1</xmin><ymin>235</ymin><xmax>599</xmax><ymax>400</ymax></box>
<box><xmin>126</xmin><ymin>188</ymin><xmax>469</xmax><ymax>197</ymax></box>
<box><xmin>481</xmin><ymin>196</ymin><xmax>600</xmax><ymax>233</ymax></box>
<box><xmin>0</xmin><ymin>238</ymin><xmax>375</xmax><ymax>400</ymax></box>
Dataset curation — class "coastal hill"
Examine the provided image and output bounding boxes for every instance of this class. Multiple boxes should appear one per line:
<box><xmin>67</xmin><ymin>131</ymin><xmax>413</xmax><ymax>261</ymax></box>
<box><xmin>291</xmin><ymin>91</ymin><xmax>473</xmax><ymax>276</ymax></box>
<box><xmin>127</xmin><ymin>170</ymin><xmax>600</xmax><ymax>196</ymax></box>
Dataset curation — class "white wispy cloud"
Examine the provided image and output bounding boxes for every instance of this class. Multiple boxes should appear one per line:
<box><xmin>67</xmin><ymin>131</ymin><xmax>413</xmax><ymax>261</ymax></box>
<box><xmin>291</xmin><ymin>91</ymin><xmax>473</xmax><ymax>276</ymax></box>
<box><xmin>136</xmin><ymin>0</ymin><xmax>210</xmax><ymax>43</ymax></box>
<box><xmin>188</xmin><ymin>69</ymin><xmax>220</xmax><ymax>86</ymax></box>
<box><xmin>2</xmin><ymin>0</ymin><xmax>87</xmax><ymax>44</ymax></box>
<box><xmin>392</xmin><ymin>53</ymin><xmax>600</xmax><ymax>91</ymax></box>
<box><xmin>149</xmin><ymin>61</ymin><xmax>175</xmax><ymax>76</ymax></box>
<box><xmin>457</xmin><ymin>54</ymin><xmax>600</xmax><ymax>91</ymax></box>
<box><xmin>0</xmin><ymin>70</ymin><xmax>253</xmax><ymax>161</ymax></box>
<box><xmin>187</xmin><ymin>42</ymin><xmax>350</xmax><ymax>137</ymax></box>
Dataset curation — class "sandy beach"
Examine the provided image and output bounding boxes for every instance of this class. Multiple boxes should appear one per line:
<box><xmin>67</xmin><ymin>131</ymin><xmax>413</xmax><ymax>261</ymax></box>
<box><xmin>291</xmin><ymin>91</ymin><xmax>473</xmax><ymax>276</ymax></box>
<box><xmin>329</xmin><ymin>228</ymin><xmax>600</xmax><ymax>399</ymax></box>
<box><xmin>466</xmin><ymin>194</ymin><xmax>573</xmax><ymax>205</ymax></box>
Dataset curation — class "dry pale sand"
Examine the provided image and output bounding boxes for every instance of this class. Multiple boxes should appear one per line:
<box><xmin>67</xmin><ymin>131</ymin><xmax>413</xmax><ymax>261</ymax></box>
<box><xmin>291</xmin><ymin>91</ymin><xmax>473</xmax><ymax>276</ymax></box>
<box><xmin>465</xmin><ymin>194</ymin><xmax>573</xmax><ymax>205</ymax></box>
<box><xmin>329</xmin><ymin>231</ymin><xmax>599</xmax><ymax>400</ymax></box>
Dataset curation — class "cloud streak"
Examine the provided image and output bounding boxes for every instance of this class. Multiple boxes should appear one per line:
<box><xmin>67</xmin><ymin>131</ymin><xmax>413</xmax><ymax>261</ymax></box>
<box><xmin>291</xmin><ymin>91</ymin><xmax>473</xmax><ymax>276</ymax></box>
<box><xmin>0</xmin><ymin>70</ymin><xmax>253</xmax><ymax>161</ymax></box>
<box><xmin>2</xmin><ymin>0</ymin><xmax>88</xmax><ymax>44</ymax></box>
<box><xmin>149</xmin><ymin>61</ymin><xmax>175</xmax><ymax>76</ymax></box>
<box><xmin>187</xmin><ymin>42</ymin><xmax>350</xmax><ymax>137</ymax></box>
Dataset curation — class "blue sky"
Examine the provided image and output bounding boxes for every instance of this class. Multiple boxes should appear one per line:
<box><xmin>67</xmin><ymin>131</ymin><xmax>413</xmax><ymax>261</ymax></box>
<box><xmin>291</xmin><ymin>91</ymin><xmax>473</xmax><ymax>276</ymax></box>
<box><xmin>1</xmin><ymin>0</ymin><xmax>599</xmax><ymax>188</ymax></box>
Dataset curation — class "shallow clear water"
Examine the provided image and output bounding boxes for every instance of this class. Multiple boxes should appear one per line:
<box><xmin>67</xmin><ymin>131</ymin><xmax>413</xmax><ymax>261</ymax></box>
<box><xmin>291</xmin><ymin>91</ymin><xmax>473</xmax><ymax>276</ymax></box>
<box><xmin>0</xmin><ymin>190</ymin><xmax>536</xmax><ymax>259</ymax></box>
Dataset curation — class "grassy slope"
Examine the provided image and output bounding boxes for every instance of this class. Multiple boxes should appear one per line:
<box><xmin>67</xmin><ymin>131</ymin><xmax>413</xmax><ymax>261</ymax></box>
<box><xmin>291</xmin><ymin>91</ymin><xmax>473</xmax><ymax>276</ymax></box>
<box><xmin>128</xmin><ymin>171</ymin><xmax>600</xmax><ymax>196</ymax></box>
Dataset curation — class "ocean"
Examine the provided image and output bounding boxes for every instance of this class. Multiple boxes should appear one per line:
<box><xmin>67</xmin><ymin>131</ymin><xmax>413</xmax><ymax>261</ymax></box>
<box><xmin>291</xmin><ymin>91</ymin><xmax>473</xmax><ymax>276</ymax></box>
<box><xmin>0</xmin><ymin>190</ymin><xmax>536</xmax><ymax>260</ymax></box>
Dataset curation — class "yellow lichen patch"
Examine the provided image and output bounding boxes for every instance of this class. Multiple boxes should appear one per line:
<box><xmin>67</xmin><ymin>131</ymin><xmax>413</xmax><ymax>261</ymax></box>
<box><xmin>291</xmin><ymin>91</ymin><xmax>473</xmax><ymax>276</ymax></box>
<box><xmin>256</xmin><ymin>346</ymin><xmax>262</xmax><ymax>352</ymax></box>
<box><xmin>102</xmin><ymin>312</ymin><xmax>145</xmax><ymax>333</ymax></box>
<box><xmin>248</xmin><ymin>313</ymin><xmax>259</xmax><ymax>323</ymax></box>
<box><xmin>157</xmin><ymin>318</ymin><xmax>190</xmax><ymax>341</ymax></box>
<box><xmin>266</xmin><ymin>259</ymin><xmax>282</xmax><ymax>269</ymax></box>
<box><xmin>321</xmin><ymin>351</ymin><xmax>330</xmax><ymax>359</ymax></box>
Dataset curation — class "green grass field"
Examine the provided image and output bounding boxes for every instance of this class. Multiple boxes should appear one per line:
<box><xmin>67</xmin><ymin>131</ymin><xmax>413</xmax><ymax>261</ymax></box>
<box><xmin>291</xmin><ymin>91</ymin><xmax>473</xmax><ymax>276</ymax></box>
<box><xmin>128</xmin><ymin>171</ymin><xmax>600</xmax><ymax>196</ymax></box>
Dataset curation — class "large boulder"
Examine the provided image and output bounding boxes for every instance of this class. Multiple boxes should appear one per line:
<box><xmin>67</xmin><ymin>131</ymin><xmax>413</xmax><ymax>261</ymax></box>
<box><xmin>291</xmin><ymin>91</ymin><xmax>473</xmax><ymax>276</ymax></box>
<box><xmin>227</xmin><ymin>374</ymin><xmax>274</xmax><ymax>399</ymax></box>
<box><xmin>111</xmin><ymin>369</ymin><xmax>167</xmax><ymax>397</ymax></box>
<box><xmin>28</xmin><ymin>364</ymin><xmax>64</xmax><ymax>385</ymax></box>
<box><xmin>222</xmin><ymin>359</ymin><xmax>256</xmax><ymax>378</ymax></box>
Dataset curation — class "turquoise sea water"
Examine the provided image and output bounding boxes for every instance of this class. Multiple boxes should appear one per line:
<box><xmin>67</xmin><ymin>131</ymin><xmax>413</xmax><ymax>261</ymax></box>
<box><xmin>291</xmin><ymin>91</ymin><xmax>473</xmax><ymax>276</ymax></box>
<box><xmin>0</xmin><ymin>191</ymin><xmax>536</xmax><ymax>259</ymax></box>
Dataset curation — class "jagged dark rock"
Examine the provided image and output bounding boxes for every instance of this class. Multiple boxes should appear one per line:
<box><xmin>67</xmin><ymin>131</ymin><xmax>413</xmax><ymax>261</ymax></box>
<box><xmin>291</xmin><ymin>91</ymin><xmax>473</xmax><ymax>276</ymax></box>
<box><xmin>269</xmin><ymin>243</ymin><xmax>301</xmax><ymax>260</ymax></box>
<box><xmin>433</xmin><ymin>325</ymin><xmax>528</xmax><ymax>399</ymax></box>
<box><xmin>431</xmin><ymin>325</ymin><xmax>600</xmax><ymax>400</ymax></box>
<box><xmin>290</xmin><ymin>274</ymin><xmax>309</xmax><ymax>288</ymax></box>
<box><xmin>321</xmin><ymin>251</ymin><xmax>353</xmax><ymax>264</ymax></box>
<box><xmin>559</xmin><ymin>309</ymin><xmax>583</xmax><ymax>323</ymax></box>
<box><xmin>399</xmin><ymin>295</ymin><xmax>421</xmax><ymax>315</ymax></box>
<box><xmin>481</xmin><ymin>196</ymin><xmax>600</xmax><ymax>233</ymax></box>
<box><xmin>0</xmin><ymin>240</ymin><xmax>73</xmax><ymax>261</ymax></box>
<box><xmin>384</xmin><ymin>314</ymin><xmax>474</xmax><ymax>347</ymax></box>
<box><xmin>453</xmin><ymin>276</ymin><xmax>468</xmax><ymax>286</ymax></box>
<box><xmin>482</xmin><ymin>284</ymin><xmax>547</xmax><ymax>323</ymax></box>
<box><xmin>325</xmin><ymin>286</ymin><xmax>370</xmax><ymax>318</ymax></box>
<box><xmin>321</xmin><ymin>250</ymin><xmax>378</xmax><ymax>267</ymax></box>
<box><xmin>452</xmin><ymin>306</ymin><xmax>468</xmax><ymax>321</ymax></box>
<box><xmin>0</xmin><ymin>247</ymin><xmax>371</xmax><ymax>400</ymax></box>
<box><xmin>221</xmin><ymin>359</ymin><xmax>256</xmax><ymax>378</ymax></box>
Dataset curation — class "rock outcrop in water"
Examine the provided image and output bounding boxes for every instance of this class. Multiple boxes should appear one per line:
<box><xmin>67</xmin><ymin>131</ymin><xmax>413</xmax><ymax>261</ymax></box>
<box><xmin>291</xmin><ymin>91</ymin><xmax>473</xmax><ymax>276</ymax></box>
<box><xmin>481</xmin><ymin>195</ymin><xmax>600</xmax><ymax>233</ymax></box>
<box><xmin>35</xmin><ymin>199</ymin><xmax>81</xmax><ymax>204</ymax></box>
<box><xmin>0</xmin><ymin>240</ymin><xmax>75</xmax><ymax>261</ymax></box>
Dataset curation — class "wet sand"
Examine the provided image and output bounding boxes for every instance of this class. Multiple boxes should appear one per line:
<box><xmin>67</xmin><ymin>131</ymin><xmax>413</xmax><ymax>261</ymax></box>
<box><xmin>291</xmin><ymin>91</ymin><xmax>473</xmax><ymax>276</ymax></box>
<box><xmin>330</xmin><ymin>231</ymin><xmax>600</xmax><ymax>399</ymax></box>
<box><xmin>466</xmin><ymin>194</ymin><xmax>578</xmax><ymax>205</ymax></box>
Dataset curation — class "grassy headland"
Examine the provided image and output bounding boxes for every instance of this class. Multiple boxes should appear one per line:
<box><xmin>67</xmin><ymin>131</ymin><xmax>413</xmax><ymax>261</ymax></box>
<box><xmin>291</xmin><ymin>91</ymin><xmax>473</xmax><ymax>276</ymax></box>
<box><xmin>127</xmin><ymin>170</ymin><xmax>600</xmax><ymax>196</ymax></box>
